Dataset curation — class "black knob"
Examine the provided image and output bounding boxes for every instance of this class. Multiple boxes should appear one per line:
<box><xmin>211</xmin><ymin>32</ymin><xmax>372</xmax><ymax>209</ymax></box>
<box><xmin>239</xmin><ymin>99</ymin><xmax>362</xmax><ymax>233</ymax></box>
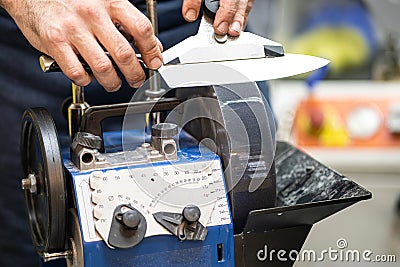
<box><xmin>151</xmin><ymin>123</ymin><xmax>178</xmax><ymax>138</ymax></box>
<box><xmin>203</xmin><ymin>0</ymin><xmax>220</xmax><ymax>20</ymax></box>
<box><xmin>183</xmin><ymin>205</ymin><xmax>201</xmax><ymax>223</ymax></box>
<box><xmin>72</xmin><ymin>132</ymin><xmax>102</xmax><ymax>150</ymax></box>
<box><xmin>121</xmin><ymin>210</ymin><xmax>141</xmax><ymax>229</ymax></box>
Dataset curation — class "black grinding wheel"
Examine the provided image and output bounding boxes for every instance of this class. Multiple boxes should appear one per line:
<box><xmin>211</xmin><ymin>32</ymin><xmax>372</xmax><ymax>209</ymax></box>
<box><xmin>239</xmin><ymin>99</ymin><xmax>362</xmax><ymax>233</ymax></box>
<box><xmin>20</xmin><ymin>107</ymin><xmax>66</xmax><ymax>255</ymax></box>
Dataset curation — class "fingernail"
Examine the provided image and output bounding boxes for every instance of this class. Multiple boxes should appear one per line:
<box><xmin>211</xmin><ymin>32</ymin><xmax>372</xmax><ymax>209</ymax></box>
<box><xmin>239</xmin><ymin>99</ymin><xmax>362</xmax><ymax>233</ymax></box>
<box><xmin>150</xmin><ymin>57</ymin><xmax>162</xmax><ymax>69</ymax></box>
<box><xmin>230</xmin><ymin>21</ymin><xmax>242</xmax><ymax>33</ymax></box>
<box><xmin>185</xmin><ymin>9</ymin><xmax>197</xmax><ymax>21</ymax></box>
<box><xmin>217</xmin><ymin>22</ymin><xmax>229</xmax><ymax>34</ymax></box>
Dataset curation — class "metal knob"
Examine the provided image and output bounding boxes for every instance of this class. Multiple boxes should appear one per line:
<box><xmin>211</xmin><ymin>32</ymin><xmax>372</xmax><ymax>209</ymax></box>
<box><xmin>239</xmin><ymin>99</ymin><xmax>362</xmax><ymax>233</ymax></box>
<box><xmin>151</xmin><ymin>123</ymin><xmax>178</xmax><ymax>139</ymax></box>
<box><xmin>183</xmin><ymin>205</ymin><xmax>201</xmax><ymax>223</ymax></box>
<box><xmin>121</xmin><ymin>210</ymin><xmax>141</xmax><ymax>229</ymax></box>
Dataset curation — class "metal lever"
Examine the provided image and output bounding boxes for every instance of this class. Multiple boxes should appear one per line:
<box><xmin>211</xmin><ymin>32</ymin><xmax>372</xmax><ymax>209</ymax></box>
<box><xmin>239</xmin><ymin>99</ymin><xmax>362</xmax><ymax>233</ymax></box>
<box><xmin>39</xmin><ymin>54</ymin><xmax>90</xmax><ymax>138</ymax></box>
<box><xmin>39</xmin><ymin>53</ymin><xmax>145</xmax><ymax>74</ymax></box>
<box><xmin>153</xmin><ymin>205</ymin><xmax>208</xmax><ymax>241</ymax></box>
<box><xmin>39</xmin><ymin>51</ymin><xmax>142</xmax><ymax>140</ymax></box>
<box><xmin>39</xmin><ymin>54</ymin><xmax>98</xmax><ymax>73</ymax></box>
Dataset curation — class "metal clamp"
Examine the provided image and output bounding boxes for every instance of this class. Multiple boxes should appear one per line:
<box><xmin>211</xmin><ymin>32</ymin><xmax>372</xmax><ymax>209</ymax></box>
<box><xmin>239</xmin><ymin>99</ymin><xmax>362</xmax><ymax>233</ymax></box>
<box><xmin>108</xmin><ymin>204</ymin><xmax>147</xmax><ymax>248</ymax></box>
<box><xmin>153</xmin><ymin>205</ymin><xmax>208</xmax><ymax>241</ymax></box>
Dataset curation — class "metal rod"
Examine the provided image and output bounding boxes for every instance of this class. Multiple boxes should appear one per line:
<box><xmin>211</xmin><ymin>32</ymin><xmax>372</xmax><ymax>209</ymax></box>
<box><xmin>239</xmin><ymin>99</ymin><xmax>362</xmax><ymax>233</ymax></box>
<box><xmin>42</xmin><ymin>251</ymin><xmax>72</xmax><ymax>262</ymax></box>
<box><xmin>68</xmin><ymin>83</ymin><xmax>89</xmax><ymax>138</ymax></box>
<box><xmin>146</xmin><ymin>0</ymin><xmax>158</xmax><ymax>36</ymax></box>
<box><xmin>146</xmin><ymin>0</ymin><xmax>163</xmax><ymax>125</ymax></box>
<box><xmin>72</xmin><ymin>83</ymin><xmax>84</xmax><ymax>104</ymax></box>
<box><xmin>146</xmin><ymin>0</ymin><xmax>162</xmax><ymax>98</ymax></box>
<box><xmin>146</xmin><ymin>0</ymin><xmax>158</xmax><ymax>86</ymax></box>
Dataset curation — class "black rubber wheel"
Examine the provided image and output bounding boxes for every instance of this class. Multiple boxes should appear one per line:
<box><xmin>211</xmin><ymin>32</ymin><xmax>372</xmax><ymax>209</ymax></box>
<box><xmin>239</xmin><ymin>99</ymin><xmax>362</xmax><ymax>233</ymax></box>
<box><xmin>20</xmin><ymin>107</ymin><xmax>66</xmax><ymax>255</ymax></box>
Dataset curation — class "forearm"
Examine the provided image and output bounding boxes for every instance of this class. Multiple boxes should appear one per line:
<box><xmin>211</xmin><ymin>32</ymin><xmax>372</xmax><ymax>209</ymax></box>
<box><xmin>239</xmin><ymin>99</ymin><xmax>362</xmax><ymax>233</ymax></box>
<box><xmin>0</xmin><ymin>0</ymin><xmax>41</xmax><ymax>49</ymax></box>
<box><xmin>1</xmin><ymin>0</ymin><xmax>31</xmax><ymax>26</ymax></box>
<box><xmin>0</xmin><ymin>0</ymin><xmax>14</xmax><ymax>12</ymax></box>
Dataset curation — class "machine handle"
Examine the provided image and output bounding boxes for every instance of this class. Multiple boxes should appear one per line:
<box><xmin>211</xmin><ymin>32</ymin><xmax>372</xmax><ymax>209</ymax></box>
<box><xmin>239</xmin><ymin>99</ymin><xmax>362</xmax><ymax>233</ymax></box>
<box><xmin>39</xmin><ymin>53</ymin><xmax>144</xmax><ymax>73</ymax></box>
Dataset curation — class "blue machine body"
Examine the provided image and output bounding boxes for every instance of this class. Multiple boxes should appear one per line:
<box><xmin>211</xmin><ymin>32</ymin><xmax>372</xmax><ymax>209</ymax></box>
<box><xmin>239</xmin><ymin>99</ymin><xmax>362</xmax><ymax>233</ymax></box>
<box><xmin>77</xmin><ymin>226</ymin><xmax>234</xmax><ymax>266</ymax></box>
<box><xmin>60</xmin><ymin>130</ymin><xmax>235</xmax><ymax>267</ymax></box>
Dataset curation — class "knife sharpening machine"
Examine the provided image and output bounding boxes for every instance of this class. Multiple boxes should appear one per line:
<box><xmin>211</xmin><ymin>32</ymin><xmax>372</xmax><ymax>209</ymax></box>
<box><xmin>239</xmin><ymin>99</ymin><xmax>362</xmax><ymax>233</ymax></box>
<box><xmin>20</xmin><ymin>1</ymin><xmax>371</xmax><ymax>266</ymax></box>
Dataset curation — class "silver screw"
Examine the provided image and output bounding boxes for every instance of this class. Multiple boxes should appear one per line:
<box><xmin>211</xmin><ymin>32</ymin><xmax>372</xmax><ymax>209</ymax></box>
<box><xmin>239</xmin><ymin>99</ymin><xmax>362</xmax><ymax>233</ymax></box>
<box><xmin>21</xmin><ymin>179</ymin><xmax>30</xmax><ymax>190</ymax></box>
<box><xmin>21</xmin><ymin>173</ymin><xmax>37</xmax><ymax>193</ymax></box>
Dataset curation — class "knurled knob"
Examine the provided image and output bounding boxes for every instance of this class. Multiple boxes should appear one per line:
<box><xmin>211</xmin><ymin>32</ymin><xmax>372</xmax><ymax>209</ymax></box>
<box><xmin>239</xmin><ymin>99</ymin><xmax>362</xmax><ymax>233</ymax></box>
<box><xmin>72</xmin><ymin>132</ymin><xmax>102</xmax><ymax>150</ymax></box>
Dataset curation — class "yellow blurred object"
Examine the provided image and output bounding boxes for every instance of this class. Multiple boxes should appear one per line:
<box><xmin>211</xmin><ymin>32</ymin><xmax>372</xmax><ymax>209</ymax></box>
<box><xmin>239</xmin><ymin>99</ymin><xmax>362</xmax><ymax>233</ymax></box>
<box><xmin>319</xmin><ymin>107</ymin><xmax>349</xmax><ymax>147</ymax></box>
<box><xmin>297</xmin><ymin>105</ymin><xmax>349</xmax><ymax>147</ymax></box>
<box><xmin>289</xmin><ymin>26</ymin><xmax>369</xmax><ymax>74</ymax></box>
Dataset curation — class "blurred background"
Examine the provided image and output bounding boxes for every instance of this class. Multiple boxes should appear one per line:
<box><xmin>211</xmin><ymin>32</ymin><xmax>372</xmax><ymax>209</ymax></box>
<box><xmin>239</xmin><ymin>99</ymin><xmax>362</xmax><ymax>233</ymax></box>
<box><xmin>248</xmin><ymin>0</ymin><xmax>400</xmax><ymax>266</ymax></box>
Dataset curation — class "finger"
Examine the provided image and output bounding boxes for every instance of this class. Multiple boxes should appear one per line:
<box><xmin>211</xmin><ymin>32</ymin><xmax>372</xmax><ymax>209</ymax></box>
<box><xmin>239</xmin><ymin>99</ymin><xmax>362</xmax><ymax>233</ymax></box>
<box><xmin>115</xmin><ymin>24</ymin><xmax>163</xmax><ymax>52</ymax></box>
<box><xmin>48</xmin><ymin>44</ymin><xmax>92</xmax><ymax>86</ymax></box>
<box><xmin>182</xmin><ymin>0</ymin><xmax>202</xmax><ymax>22</ymax></box>
<box><xmin>114</xmin><ymin>25</ymin><xmax>164</xmax><ymax>60</ymax></box>
<box><xmin>214</xmin><ymin>0</ymin><xmax>239</xmax><ymax>35</ymax></box>
<box><xmin>243</xmin><ymin>0</ymin><xmax>255</xmax><ymax>28</ymax></box>
<box><xmin>115</xmin><ymin>23</ymin><xmax>134</xmax><ymax>43</ymax></box>
<box><xmin>227</xmin><ymin>0</ymin><xmax>247</xmax><ymax>36</ymax></box>
<box><xmin>109</xmin><ymin>1</ymin><xmax>162</xmax><ymax>70</ymax></box>
<box><xmin>69</xmin><ymin>32</ymin><xmax>122</xmax><ymax>92</ymax></box>
<box><xmin>89</xmin><ymin>18</ymin><xmax>146</xmax><ymax>88</ymax></box>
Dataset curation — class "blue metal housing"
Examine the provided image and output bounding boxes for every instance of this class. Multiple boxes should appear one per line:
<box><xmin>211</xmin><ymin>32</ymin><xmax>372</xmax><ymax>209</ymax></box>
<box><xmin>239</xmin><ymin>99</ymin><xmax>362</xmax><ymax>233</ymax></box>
<box><xmin>54</xmin><ymin>130</ymin><xmax>235</xmax><ymax>267</ymax></box>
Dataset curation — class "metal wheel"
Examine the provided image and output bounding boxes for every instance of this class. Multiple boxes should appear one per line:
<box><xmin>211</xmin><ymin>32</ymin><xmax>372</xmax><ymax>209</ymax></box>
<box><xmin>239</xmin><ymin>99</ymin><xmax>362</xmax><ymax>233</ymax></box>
<box><xmin>20</xmin><ymin>107</ymin><xmax>66</xmax><ymax>255</ymax></box>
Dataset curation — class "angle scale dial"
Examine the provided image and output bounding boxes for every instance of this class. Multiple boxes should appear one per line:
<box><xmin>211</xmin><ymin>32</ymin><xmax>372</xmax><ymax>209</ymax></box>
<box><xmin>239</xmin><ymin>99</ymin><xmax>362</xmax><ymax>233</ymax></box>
<box><xmin>89</xmin><ymin>160</ymin><xmax>230</xmax><ymax>247</ymax></box>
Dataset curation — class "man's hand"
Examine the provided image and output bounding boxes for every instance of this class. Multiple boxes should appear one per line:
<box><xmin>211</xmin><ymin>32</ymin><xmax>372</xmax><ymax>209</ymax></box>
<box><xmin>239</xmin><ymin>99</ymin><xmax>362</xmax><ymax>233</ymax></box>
<box><xmin>2</xmin><ymin>0</ymin><xmax>163</xmax><ymax>91</ymax></box>
<box><xmin>182</xmin><ymin>0</ymin><xmax>255</xmax><ymax>36</ymax></box>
